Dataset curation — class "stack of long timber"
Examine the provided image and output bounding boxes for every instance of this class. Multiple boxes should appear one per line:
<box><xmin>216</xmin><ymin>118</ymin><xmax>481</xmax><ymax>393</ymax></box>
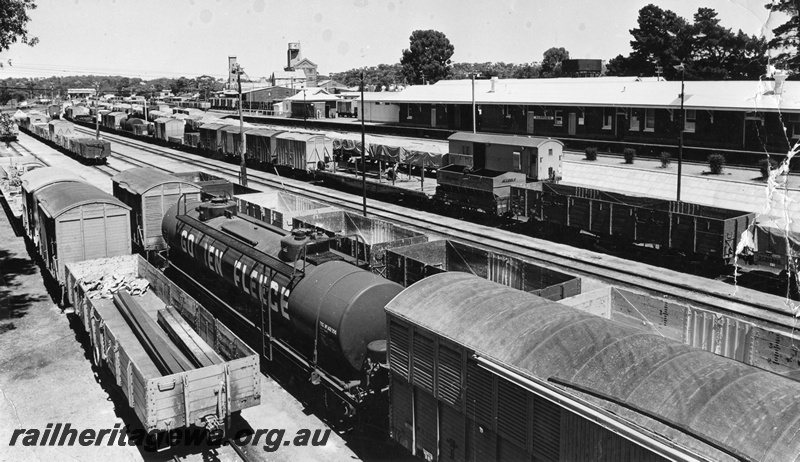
<box><xmin>113</xmin><ymin>291</ymin><xmax>194</xmax><ymax>375</ymax></box>
<box><xmin>157</xmin><ymin>307</ymin><xmax>224</xmax><ymax>368</ymax></box>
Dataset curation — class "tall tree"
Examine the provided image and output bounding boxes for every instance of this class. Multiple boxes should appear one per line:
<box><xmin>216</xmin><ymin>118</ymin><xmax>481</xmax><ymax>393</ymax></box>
<box><xmin>400</xmin><ymin>30</ymin><xmax>455</xmax><ymax>84</ymax></box>
<box><xmin>606</xmin><ymin>5</ymin><xmax>688</xmax><ymax>79</ymax></box>
<box><xmin>541</xmin><ymin>47</ymin><xmax>570</xmax><ymax>77</ymax></box>
<box><xmin>607</xmin><ymin>4</ymin><xmax>766</xmax><ymax>80</ymax></box>
<box><xmin>765</xmin><ymin>0</ymin><xmax>800</xmax><ymax>71</ymax></box>
<box><xmin>0</xmin><ymin>0</ymin><xmax>38</xmax><ymax>52</ymax></box>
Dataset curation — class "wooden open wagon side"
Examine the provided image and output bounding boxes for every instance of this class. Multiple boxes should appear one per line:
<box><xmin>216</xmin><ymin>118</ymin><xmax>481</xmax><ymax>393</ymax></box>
<box><xmin>512</xmin><ymin>183</ymin><xmax>755</xmax><ymax>265</ymax></box>
<box><xmin>65</xmin><ymin>255</ymin><xmax>261</xmax><ymax>438</ymax></box>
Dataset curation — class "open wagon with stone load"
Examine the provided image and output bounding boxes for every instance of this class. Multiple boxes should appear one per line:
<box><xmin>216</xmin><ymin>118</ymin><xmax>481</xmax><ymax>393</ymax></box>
<box><xmin>65</xmin><ymin>254</ymin><xmax>261</xmax><ymax>442</ymax></box>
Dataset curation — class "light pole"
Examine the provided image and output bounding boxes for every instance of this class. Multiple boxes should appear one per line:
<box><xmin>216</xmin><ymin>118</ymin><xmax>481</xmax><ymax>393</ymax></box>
<box><xmin>674</xmin><ymin>63</ymin><xmax>685</xmax><ymax>202</ymax></box>
<box><xmin>360</xmin><ymin>72</ymin><xmax>367</xmax><ymax>217</ymax></box>
<box><xmin>472</xmin><ymin>72</ymin><xmax>477</xmax><ymax>133</ymax></box>
<box><xmin>231</xmin><ymin>63</ymin><xmax>247</xmax><ymax>186</ymax></box>
<box><xmin>302</xmin><ymin>88</ymin><xmax>307</xmax><ymax>129</ymax></box>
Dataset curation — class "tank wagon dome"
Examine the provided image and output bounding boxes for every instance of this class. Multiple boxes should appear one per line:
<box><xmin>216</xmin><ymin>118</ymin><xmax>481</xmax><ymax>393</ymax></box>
<box><xmin>21</xmin><ymin>167</ymin><xmax>82</xmax><ymax>193</ymax></box>
<box><xmin>35</xmin><ymin>182</ymin><xmax>130</xmax><ymax>219</ymax></box>
<box><xmin>386</xmin><ymin>272</ymin><xmax>800</xmax><ymax>461</ymax></box>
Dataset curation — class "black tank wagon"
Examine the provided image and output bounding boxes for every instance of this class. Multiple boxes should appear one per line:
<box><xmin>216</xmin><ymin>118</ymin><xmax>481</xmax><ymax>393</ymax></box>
<box><xmin>386</xmin><ymin>272</ymin><xmax>800</xmax><ymax>462</ymax></box>
<box><xmin>162</xmin><ymin>197</ymin><xmax>402</xmax><ymax>422</ymax></box>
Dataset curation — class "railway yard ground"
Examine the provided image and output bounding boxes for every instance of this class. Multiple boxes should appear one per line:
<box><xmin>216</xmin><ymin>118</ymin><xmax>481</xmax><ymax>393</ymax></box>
<box><xmin>0</xmin><ymin>141</ymin><xmax>364</xmax><ymax>462</ymax></box>
<box><xmin>3</xmin><ymin>125</ymin><xmax>800</xmax><ymax>461</ymax></box>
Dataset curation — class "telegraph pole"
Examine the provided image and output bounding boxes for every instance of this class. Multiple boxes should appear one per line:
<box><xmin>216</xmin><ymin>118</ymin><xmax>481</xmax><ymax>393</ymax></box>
<box><xmin>232</xmin><ymin>63</ymin><xmax>247</xmax><ymax>186</ymax></box>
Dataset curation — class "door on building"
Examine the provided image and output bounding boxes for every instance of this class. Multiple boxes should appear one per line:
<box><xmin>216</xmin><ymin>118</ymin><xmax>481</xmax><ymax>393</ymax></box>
<box><xmin>474</xmin><ymin>143</ymin><xmax>486</xmax><ymax>170</ymax></box>
<box><xmin>568</xmin><ymin>113</ymin><xmax>577</xmax><ymax>135</ymax></box>
<box><xmin>744</xmin><ymin>114</ymin><xmax>765</xmax><ymax>151</ymax></box>
<box><xmin>526</xmin><ymin>112</ymin><xmax>535</xmax><ymax>134</ymax></box>
<box><xmin>431</xmin><ymin>107</ymin><xmax>437</xmax><ymax>128</ymax></box>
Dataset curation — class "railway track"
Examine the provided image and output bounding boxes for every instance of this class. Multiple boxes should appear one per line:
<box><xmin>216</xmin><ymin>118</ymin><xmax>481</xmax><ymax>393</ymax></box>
<box><xmin>70</xmin><ymin>125</ymin><xmax>800</xmax><ymax>330</ymax></box>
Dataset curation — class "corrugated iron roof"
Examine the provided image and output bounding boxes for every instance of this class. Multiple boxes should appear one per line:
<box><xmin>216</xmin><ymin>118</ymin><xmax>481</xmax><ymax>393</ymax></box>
<box><xmin>35</xmin><ymin>181</ymin><xmax>129</xmax><ymax>219</ymax></box>
<box><xmin>21</xmin><ymin>167</ymin><xmax>83</xmax><ymax>194</ymax></box>
<box><xmin>246</xmin><ymin>128</ymin><xmax>282</xmax><ymax>137</ymax></box>
<box><xmin>448</xmin><ymin>132</ymin><xmax>563</xmax><ymax>148</ymax></box>
<box><xmin>219</xmin><ymin>123</ymin><xmax>255</xmax><ymax>133</ymax></box>
<box><xmin>275</xmin><ymin>132</ymin><xmax>322</xmax><ymax>142</ymax></box>
<box><xmin>198</xmin><ymin>122</ymin><xmax>228</xmax><ymax>131</ymax></box>
<box><xmin>363</xmin><ymin>78</ymin><xmax>800</xmax><ymax>112</ymax></box>
<box><xmin>385</xmin><ymin>272</ymin><xmax>800</xmax><ymax>461</ymax></box>
<box><xmin>112</xmin><ymin>167</ymin><xmax>200</xmax><ymax>195</ymax></box>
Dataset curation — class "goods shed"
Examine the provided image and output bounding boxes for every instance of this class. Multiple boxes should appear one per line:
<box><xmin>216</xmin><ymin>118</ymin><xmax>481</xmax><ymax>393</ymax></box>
<box><xmin>35</xmin><ymin>181</ymin><xmax>131</xmax><ymax>284</ymax></box>
<box><xmin>20</xmin><ymin>167</ymin><xmax>83</xmax><ymax>245</ymax></box>
<box><xmin>112</xmin><ymin>167</ymin><xmax>202</xmax><ymax>251</ymax></box>
<box><xmin>448</xmin><ymin>132</ymin><xmax>563</xmax><ymax>181</ymax></box>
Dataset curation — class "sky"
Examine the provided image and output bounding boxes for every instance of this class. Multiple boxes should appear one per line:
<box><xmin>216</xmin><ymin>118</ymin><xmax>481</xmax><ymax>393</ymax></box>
<box><xmin>0</xmin><ymin>0</ymin><xmax>787</xmax><ymax>81</ymax></box>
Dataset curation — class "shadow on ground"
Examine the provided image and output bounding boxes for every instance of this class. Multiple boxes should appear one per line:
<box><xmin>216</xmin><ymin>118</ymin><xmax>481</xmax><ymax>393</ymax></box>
<box><xmin>0</xmin><ymin>248</ymin><xmax>45</xmax><ymax>334</ymax></box>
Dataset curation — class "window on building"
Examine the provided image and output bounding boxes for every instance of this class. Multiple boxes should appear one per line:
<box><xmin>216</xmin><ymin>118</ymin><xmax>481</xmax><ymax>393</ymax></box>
<box><xmin>789</xmin><ymin>114</ymin><xmax>800</xmax><ymax>139</ymax></box>
<box><xmin>644</xmin><ymin>108</ymin><xmax>655</xmax><ymax>132</ymax></box>
<box><xmin>684</xmin><ymin>109</ymin><xmax>697</xmax><ymax>133</ymax></box>
<box><xmin>629</xmin><ymin>110</ymin><xmax>640</xmax><ymax>131</ymax></box>
<box><xmin>602</xmin><ymin>108</ymin><xmax>612</xmax><ymax>129</ymax></box>
<box><xmin>554</xmin><ymin>110</ymin><xmax>563</xmax><ymax>126</ymax></box>
<box><xmin>548</xmin><ymin>148</ymin><xmax>553</xmax><ymax>156</ymax></box>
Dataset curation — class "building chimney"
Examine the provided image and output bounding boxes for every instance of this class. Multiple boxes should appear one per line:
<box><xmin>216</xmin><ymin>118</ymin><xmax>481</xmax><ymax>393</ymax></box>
<box><xmin>490</xmin><ymin>76</ymin><xmax>498</xmax><ymax>92</ymax></box>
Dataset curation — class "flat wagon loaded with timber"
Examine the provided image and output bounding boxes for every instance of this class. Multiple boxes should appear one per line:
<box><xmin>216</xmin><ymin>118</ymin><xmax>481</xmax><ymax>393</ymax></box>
<box><xmin>65</xmin><ymin>254</ymin><xmax>260</xmax><ymax>443</ymax></box>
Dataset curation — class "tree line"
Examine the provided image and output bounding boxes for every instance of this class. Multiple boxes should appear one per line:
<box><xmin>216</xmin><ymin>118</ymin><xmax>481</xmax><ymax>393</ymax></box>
<box><xmin>1</xmin><ymin>0</ymin><xmax>798</xmax><ymax>100</ymax></box>
<box><xmin>332</xmin><ymin>2</ymin><xmax>799</xmax><ymax>86</ymax></box>
<box><xmin>0</xmin><ymin>74</ymin><xmax>226</xmax><ymax>105</ymax></box>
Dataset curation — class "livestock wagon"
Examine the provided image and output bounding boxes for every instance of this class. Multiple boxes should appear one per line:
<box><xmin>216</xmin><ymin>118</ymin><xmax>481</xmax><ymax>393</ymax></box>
<box><xmin>65</xmin><ymin>254</ymin><xmax>261</xmax><ymax>438</ymax></box>
<box><xmin>20</xmin><ymin>167</ymin><xmax>83</xmax><ymax>245</ymax></box>
<box><xmin>153</xmin><ymin>117</ymin><xmax>184</xmax><ymax>142</ymax></box>
<box><xmin>35</xmin><ymin>181</ymin><xmax>131</xmax><ymax>286</ymax></box>
<box><xmin>386</xmin><ymin>272</ymin><xmax>800</xmax><ymax>462</ymax></box>
<box><xmin>511</xmin><ymin>183</ymin><xmax>756</xmax><ymax>264</ymax></box>
<box><xmin>244</xmin><ymin>128</ymin><xmax>282</xmax><ymax>165</ymax></box>
<box><xmin>273</xmin><ymin>132</ymin><xmax>332</xmax><ymax>171</ymax></box>
<box><xmin>197</xmin><ymin>122</ymin><xmax>227</xmax><ymax>154</ymax></box>
<box><xmin>219</xmin><ymin>124</ymin><xmax>254</xmax><ymax>159</ymax></box>
<box><xmin>385</xmin><ymin>239</ymin><xmax>581</xmax><ymax>300</ymax></box>
<box><xmin>112</xmin><ymin>167</ymin><xmax>202</xmax><ymax>252</ymax></box>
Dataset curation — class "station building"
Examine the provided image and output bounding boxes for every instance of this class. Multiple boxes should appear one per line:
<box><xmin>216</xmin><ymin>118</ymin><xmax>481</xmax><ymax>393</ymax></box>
<box><xmin>355</xmin><ymin>76</ymin><xmax>799</xmax><ymax>157</ymax></box>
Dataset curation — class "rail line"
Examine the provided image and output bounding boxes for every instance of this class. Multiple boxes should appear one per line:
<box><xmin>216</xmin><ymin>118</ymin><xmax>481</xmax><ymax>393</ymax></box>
<box><xmin>69</xmin><ymin>126</ymin><xmax>800</xmax><ymax>329</ymax></box>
